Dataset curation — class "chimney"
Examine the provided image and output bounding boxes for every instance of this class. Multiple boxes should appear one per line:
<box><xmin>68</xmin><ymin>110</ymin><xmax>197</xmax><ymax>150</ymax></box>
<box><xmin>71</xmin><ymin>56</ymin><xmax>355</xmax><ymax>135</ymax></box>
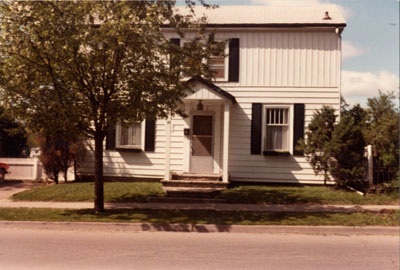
<box><xmin>323</xmin><ymin>11</ymin><xmax>332</xmax><ymax>20</ymax></box>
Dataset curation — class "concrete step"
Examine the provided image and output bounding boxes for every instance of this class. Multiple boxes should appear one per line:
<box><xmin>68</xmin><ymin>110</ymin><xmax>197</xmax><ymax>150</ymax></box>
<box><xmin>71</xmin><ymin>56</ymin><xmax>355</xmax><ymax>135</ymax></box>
<box><xmin>147</xmin><ymin>196</ymin><xmax>227</xmax><ymax>204</ymax></box>
<box><xmin>172</xmin><ymin>173</ymin><xmax>223</xmax><ymax>181</ymax></box>
<box><xmin>161</xmin><ymin>180</ymin><xmax>228</xmax><ymax>188</ymax></box>
<box><xmin>162</xmin><ymin>186</ymin><xmax>225</xmax><ymax>198</ymax></box>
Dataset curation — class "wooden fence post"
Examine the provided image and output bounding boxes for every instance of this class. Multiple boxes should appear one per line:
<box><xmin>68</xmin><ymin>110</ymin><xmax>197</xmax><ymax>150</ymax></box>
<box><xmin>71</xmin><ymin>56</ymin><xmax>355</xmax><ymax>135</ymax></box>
<box><xmin>367</xmin><ymin>145</ymin><xmax>373</xmax><ymax>187</ymax></box>
<box><xmin>33</xmin><ymin>157</ymin><xmax>39</xmax><ymax>180</ymax></box>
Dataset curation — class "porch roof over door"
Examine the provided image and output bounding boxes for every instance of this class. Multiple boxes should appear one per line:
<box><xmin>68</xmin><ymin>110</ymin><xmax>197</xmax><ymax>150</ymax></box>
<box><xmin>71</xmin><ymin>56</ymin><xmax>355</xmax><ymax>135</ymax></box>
<box><xmin>185</xmin><ymin>76</ymin><xmax>236</xmax><ymax>104</ymax></box>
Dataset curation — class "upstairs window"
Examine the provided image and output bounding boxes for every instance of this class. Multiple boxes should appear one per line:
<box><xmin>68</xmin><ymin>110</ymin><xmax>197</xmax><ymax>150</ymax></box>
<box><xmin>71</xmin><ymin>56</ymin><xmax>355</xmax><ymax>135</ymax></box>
<box><xmin>170</xmin><ymin>38</ymin><xmax>239</xmax><ymax>82</ymax></box>
<box><xmin>207</xmin><ymin>55</ymin><xmax>225</xmax><ymax>80</ymax></box>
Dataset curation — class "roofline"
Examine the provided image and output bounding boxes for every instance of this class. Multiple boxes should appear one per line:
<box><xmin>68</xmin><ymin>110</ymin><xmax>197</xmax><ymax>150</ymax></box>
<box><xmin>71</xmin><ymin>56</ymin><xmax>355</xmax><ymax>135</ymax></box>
<box><xmin>162</xmin><ymin>23</ymin><xmax>346</xmax><ymax>28</ymax></box>
<box><xmin>187</xmin><ymin>76</ymin><xmax>237</xmax><ymax>104</ymax></box>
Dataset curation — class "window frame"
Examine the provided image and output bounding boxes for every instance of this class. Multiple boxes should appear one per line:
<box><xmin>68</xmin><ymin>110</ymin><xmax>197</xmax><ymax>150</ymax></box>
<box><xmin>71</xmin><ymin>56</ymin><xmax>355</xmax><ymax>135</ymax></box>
<box><xmin>115</xmin><ymin>121</ymin><xmax>145</xmax><ymax>150</ymax></box>
<box><xmin>181</xmin><ymin>39</ymin><xmax>229</xmax><ymax>82</ymax></box>
<box><xmin>207</xmin><ymin>43</ymin><xmax>229</xmax><ymax>82</ymax></box>
<box><xmin>262</xmin><ymin>104</ymin><xmax>294</xmax><ymax>155</ymax></box>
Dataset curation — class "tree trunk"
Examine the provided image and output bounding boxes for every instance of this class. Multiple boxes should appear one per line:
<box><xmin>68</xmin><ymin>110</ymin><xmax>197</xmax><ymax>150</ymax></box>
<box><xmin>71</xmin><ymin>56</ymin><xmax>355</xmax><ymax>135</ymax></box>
<box><xmin>94</xmin><ymin>133</ymin><xmax>105</xmax><ymax>213</ymax></box>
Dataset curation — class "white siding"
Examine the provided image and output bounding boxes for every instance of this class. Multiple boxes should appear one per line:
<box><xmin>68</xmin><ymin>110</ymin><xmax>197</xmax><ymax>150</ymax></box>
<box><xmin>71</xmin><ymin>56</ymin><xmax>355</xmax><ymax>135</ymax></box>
<box><xmin>81</xmin><ymin>28</ymin><xmax>341</xmax><ymax>184</ymax></box>
<box><xmin>226</xmin><ymin>94</ymin><xmax>339</xmax><ymax>184</ymax></box>
<box><xmin>80</xmin><ymin>120</ymin><xmax>167</xmax><ymax>179</ymax></box>
<box><xmin>217</xmin><ymin>31</ymin><xmax>340</xmax><ymax>88</ymax></box>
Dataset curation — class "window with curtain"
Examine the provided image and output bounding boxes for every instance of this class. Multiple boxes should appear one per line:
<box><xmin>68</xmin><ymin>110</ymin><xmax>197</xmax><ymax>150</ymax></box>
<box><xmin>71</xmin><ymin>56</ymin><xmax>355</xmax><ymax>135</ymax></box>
<box><xmin>117</xmin><ymin>123</ymin><xmax>142</xmax><ymax>148</ymax></box>
<box><xmin>265</xmin><ymin>108</ymin><xmax>289</xmax><ymax>151</ymax></box>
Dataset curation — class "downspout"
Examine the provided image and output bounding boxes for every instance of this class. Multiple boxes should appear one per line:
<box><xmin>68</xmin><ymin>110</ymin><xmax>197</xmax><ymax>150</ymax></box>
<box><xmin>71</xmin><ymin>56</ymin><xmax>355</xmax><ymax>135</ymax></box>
<box><xmin>164</xmin><ymin>113</ymin><xmax>171</xmax><ymax>180</ymax></box>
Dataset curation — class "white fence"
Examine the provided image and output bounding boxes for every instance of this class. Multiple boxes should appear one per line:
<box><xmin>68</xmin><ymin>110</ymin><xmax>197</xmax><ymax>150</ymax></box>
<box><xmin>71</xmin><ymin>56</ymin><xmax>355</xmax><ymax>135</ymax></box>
<box><xmin>0</xmin><ymin>158</ymin><xmax>74</xmax><ymax>181</ymax></box>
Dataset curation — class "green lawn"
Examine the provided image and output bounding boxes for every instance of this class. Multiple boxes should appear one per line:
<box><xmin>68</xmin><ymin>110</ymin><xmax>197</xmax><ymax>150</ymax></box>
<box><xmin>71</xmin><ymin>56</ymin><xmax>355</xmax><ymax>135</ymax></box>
<box><xmin>0</xmin><ymin>208</ymin><xmax>398</xmax><ymax>226</ymax></box>
<box><xmin>217</xmin><ymin>185</ymin><xmax>399</xmax><ymax>205</ymax></box>
<box><xmin>12</xmin><ymin>182</ymin><xmax>165</xmax><ymax>203</ymax></box>
<box><xmin>11</xmin><ymin>181</ymin><xmax>399</xmax><ymax>205</ymax></box>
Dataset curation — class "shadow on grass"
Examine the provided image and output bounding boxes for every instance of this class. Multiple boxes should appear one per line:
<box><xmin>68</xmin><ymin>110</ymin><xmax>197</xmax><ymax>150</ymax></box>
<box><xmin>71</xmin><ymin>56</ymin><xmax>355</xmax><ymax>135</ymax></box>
<box><xmin>107</xmin><ymin>193</ymin><xmax>165</xmax><ymax>203</ymax></box>
<box><xmin>57</xmin><ymin>208</ymin><xmax>346</xmax><ymax>229</ymax></box>
<box><xmin>217</xmin><ymin>188</ymin><xmax>325</xmax><ymax>205</ymax></box>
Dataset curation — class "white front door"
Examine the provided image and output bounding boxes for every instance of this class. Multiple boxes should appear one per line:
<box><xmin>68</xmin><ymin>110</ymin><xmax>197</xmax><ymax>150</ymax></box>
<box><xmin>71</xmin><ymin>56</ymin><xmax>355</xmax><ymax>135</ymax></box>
<box><xmin>190</xmin><ymin>115</ymin><xmax>213</xmax><ymax>173</ymax></box>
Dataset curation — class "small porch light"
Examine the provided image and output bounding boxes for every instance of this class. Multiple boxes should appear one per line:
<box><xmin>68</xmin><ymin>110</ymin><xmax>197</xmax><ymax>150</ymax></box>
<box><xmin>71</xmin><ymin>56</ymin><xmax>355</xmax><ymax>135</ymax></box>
<box><xmin>197</xmin><ymin>100</ymin><xmax>203</xmax><ymax>111</ymax></box>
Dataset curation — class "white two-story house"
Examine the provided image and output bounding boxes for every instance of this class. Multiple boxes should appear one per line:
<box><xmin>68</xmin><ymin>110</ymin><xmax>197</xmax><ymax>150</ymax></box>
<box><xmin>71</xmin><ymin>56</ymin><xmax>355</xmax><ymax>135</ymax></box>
<box><xmin>80</xmin><ymin>5</ymin><xmax>346</xmax><ymax>185</ymax></box>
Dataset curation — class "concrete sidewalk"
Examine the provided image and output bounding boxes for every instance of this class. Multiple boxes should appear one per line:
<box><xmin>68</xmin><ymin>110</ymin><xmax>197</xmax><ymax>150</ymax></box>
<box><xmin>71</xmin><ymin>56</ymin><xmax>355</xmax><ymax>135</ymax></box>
<box><xmin>0</xmin><ymin>199</ymin><xmax>398</xmax><ymax>213</ymax></box>
<box><xmin>1</xmin><ymin>220</ymin><xmax>399</xmax><ymax>235</ymax></box>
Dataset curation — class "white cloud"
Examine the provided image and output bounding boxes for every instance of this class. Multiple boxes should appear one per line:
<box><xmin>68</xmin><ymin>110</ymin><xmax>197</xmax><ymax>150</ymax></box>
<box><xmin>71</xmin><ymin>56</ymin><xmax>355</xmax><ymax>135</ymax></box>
<box><xmin>342</xmin><ymin>70</ymin><xmax>399</xmax><ymax>106</ymax></box>
<box><xmin>252</xmin><ymin>0</ymin><xmax>321</xmax><ymax>5</ymax></box>
<box><xmin>342</xmin><ymin>40</ymin><xmax>365</xmax><ymax>61</ymax></box>
<box><xmin>251</xmin><ymin>0</ymin><xmax>351</xmax><ymax>19</ymax></box>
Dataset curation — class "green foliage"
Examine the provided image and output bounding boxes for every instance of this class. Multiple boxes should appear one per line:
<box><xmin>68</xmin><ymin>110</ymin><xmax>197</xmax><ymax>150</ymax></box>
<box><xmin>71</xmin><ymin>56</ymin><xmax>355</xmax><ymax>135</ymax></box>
<box><xmin>38</xmin><ymin>134</ymin><xmax>86</xmax><ymax>184</ymax></box>
<box><xmin>0</xmin><ymin>0</ymin><xmax>222</xmax><ymax>212</ymax></box>
<box><xmin>217</xmin><ymin>185</ymin><xmax>398</xmax><ymax>205</ymax></box>
<box><xmin>0</xmin><ymin>107</ymin><xmax>28</xmax><ymax>157</ymax></box>
<box><xmin>0</xmin><ymin>208</ymin><xmax>399</xmax><ymax>226</ymax></box>
<box><xmin>297</xmin><ymin>106</ymin><xmax>337</xmax><ymax>185</ymax></box>
<box><xmin>365</xmin><ymin>91</ymin><xmax>399</xmax><ymax>175</ymax></box>
<box><xmin>13</xmin><ymin>182</ymin><xmax>165</xmax><ymax>203</ymax></box>
<box><xmin>329</xmin><ymin>105</ymin><xmax>367</xmax><ymax>189</ymax></box>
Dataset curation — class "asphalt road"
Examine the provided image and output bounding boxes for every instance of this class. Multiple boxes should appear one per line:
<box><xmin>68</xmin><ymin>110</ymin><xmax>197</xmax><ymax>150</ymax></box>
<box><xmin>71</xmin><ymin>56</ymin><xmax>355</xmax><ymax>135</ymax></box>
<box><xmin>0</xmin><ymin>227</ymin><xmax>398</xmax><ymax>270</ymax></box>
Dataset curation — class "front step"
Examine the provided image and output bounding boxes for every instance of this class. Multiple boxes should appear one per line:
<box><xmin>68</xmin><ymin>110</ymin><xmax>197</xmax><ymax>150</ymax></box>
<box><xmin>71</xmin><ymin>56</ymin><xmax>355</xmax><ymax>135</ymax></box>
<box><xmin>162</xmin><ymin>187</ymin><xmax>225</xmax><ymax>198</ymax></box>
<box><xmin>148</xmin><ymin>196</ymin><xmax>227</xmax><ymax>203</ymax></box>
<box><xmin>172</xmin><ymin>173</ymin><xmax>223</xmax><ymax>181</ymax></box>
<box><xmin>161</xmin><ymin>180</ymin><xmax>228</xmax><ymax>188</ymax></box>
<box><xmin>161</xmin><ymin>175</ymin><xmax>228</xmax><ymax>199</ymax></box>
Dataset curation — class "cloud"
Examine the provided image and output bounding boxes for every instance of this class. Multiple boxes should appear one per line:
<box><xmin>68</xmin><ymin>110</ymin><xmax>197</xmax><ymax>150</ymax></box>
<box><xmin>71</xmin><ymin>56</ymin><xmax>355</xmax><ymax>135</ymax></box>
<box><xmin>342</xmin><ymin>40</ymin><xmax>365</xmax><ymax>61</ymax></box>
<box><xmin>251</xmin><ymin>0</ymin><xmax>351</xmax><ymax>19</ymax></box>
<box><xmin>252</xmin><ymin>0</ymin><xmax>321</xmax><ymax>5</ymax></box>
<box><xmin>342</xmin><ymin>70</ymin><xmax>399</xmax><ymax>106</ymax></box>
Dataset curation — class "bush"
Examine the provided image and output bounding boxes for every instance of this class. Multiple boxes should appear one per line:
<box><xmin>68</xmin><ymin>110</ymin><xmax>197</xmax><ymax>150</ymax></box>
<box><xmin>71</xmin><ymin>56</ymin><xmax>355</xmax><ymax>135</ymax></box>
<box><xmin>329</xmin><ymin>105</ymin><xmax>367</xmax><ymax>190</ymax></box>
<box><xmin>298</xmin><ymin>106</ymin><xmax>336</xmax><ymax>185</ymax></box>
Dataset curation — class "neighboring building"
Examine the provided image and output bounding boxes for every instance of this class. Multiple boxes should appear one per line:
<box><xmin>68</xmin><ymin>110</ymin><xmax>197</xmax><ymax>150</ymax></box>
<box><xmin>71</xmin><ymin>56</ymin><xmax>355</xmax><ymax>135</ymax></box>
<box><xmin>79</xmin><ymin>5</ymin><xmax>346</xmax><ymax>185</ymax></box>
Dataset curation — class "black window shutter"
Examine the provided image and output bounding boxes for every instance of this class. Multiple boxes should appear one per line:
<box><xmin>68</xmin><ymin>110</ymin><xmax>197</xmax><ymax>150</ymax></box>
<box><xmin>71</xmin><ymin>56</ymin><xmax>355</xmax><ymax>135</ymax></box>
<box><xmin>293</xmin><ymin>104</ymin><xmax>305</xmax><ymax>156</ymax></box>
<box><xmin>228</xmin><ymin>38</ymin><xmax>239</xmax><ymax>82</ymax></box>
<box><xmin>105</xmin><ymin>126</ymin><xmax>116</xmax><ymax>150</ymax></box>
<box><xmin>251</xmin><ymin>103</ymin><xmax>262</xmax><ymax>155</ymax></box>
<box><xmin>170</xmin><ymin>38</ymin><xmax>180</xmax><ymax>70</ymax></box>
<box><xmin>145</xmin><ymin>119</ymin><xmax>156</xmax><ymax>152</ymax></box>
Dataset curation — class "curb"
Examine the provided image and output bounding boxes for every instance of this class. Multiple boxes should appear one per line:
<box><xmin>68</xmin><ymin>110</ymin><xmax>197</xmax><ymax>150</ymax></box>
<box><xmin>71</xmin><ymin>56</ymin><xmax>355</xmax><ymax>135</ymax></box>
<box><xmin>0</xmin><ymin>221</ymin><xmax>398</xmax><ymax>235</ymax></box>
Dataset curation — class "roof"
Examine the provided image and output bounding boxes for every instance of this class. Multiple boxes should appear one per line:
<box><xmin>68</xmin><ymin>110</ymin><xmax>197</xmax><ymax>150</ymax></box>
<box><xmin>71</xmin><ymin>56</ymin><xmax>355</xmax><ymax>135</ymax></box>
<box><xmin>172</xmin><ymin>5</ymin><xmax>346</xmax><ymax>28</ymax></box>
<box><xmin>187</xmin><ymin>76</ymin><xmax>236</xmax><ymax>104</ymax></box>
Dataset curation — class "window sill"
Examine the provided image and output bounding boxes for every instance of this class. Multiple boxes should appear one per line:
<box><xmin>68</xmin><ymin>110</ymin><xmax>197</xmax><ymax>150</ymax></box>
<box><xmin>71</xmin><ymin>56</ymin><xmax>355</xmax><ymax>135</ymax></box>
<box><xmin>116</xmin><ymin>147</ymin><xmax>143</xmax><ymax>153</ymax></box>
<box><xmin>263</xmin><ymin>151</ymin><xmax>291</xmax><ymax>157</ymax></box>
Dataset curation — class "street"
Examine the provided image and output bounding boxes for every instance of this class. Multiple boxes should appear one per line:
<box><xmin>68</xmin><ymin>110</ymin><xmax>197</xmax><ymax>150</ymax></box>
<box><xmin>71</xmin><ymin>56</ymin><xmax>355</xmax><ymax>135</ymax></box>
<box><xmin>0</xmin><ymin>226</ymin><xmax>398</xmax><ymax>270</ymax></box>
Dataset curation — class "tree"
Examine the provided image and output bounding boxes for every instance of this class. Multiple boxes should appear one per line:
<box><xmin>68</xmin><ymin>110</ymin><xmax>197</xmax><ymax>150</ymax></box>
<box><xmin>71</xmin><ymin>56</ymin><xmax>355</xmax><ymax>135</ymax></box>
<box><xmin>365</xmin><ymin>91</ymin><xmax>399</xmax><ymax>168</ymax></box>
<box><xmin>329</xmin><ymin>104</ymin><xmax>367</xmax><ymax>190</ymax></box>
<box><xmin>0</xmin><ymin>107</ymin><xmax>28</xmax><ymax>157</ymax></box>
<box><xmin>0</xmin><ymin>1</ymin><xmax>223</xmax><ymax>212</ymax></box>
<box><xmin>297</xmin><ymin>106</ymin><xmax>337</xmax><ymax>185</ymax></box>
<box><xmin>364</xmin><ymin>91</ymin><xmax>399</xmax><ymax>183</ymax></box>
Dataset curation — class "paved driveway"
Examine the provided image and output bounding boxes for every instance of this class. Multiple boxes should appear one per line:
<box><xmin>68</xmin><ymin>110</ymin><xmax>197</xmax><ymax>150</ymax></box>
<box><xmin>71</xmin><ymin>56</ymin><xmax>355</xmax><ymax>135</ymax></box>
<box><xmin>0</xmin><ymin>181</ymin><xmax>44</xmax><ymax>200</ymax></box>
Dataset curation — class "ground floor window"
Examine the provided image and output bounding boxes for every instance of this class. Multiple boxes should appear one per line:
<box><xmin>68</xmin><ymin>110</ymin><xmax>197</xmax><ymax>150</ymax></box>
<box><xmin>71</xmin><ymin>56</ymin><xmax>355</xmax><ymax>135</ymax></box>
<box><xmin>116</xmin><ymin>122</ymin><xmax>143</xmax><ymax>149</ymax></box>
<box><xmin>263</xmin><ymin>105</ymin><xmax>292</xmax><ymax>155</ymax></box>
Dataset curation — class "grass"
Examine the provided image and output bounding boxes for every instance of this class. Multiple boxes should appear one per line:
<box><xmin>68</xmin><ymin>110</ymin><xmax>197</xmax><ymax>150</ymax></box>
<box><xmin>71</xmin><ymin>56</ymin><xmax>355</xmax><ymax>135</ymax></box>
<box><xmin>11</xmin><ymin>181</ymin><xmax>399</xmax><ymax>205</ymax></box>
<box><xmin>12</xmin><ymin>182</ymin><xmax>165</xmax><ymax>203</ymax></box>
<box><xmin>0</xmin><ymin>208</ymin><xmax>399</xmax><ymax>226</ymax></box>
<box><xmin>217</xmin><ymin>185</ymin><xmax>399</xmax><ymax>205</ymax></box>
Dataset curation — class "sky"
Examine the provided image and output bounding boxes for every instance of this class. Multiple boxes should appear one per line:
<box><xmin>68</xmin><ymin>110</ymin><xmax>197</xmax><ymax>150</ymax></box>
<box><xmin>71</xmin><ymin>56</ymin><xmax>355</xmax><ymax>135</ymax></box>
<box><xmin>179</xmin><ymin>0</ymin><xmax>400</xmax><ymax>107</ymax></box>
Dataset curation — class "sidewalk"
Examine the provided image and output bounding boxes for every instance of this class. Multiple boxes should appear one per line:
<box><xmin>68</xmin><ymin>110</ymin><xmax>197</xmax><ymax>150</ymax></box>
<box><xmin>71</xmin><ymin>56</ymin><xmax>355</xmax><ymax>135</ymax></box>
<box><xmin>0</xmin><ymin>198</ymin><xmax>398</xmax><ymax>213</ymax></box>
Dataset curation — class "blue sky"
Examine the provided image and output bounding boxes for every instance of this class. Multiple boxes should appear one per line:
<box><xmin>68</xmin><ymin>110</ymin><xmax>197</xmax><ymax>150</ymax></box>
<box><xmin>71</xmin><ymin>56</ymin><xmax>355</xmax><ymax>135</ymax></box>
<box><xmin>179</xmin><ymin>0</ymin><xmax>400</xmax><ymax>106</ymax></box>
